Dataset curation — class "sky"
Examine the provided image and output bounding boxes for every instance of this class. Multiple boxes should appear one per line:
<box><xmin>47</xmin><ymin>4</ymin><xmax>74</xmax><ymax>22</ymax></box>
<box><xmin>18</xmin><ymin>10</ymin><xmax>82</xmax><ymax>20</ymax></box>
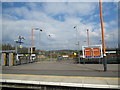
<box><xmin>1</xmin><ymin>1</ymin><xmax>118</xmax><ymax>50</ymax></box>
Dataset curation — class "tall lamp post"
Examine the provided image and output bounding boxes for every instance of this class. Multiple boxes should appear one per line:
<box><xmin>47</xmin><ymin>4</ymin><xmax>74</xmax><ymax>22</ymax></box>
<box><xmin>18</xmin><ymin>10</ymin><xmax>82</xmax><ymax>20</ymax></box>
<box><xmin>74</xmin><ymin>26</ymin><xmax>80</xmax><ymax>64</ymax></box>
<box><xmin>31</xmin><ymin>28</ymin><xmax>43</xmax><ymax>54</ymax></box>
<box><xmin>99</xmin><ymin>0</ymin><xmax>107</xmax><ymax>71</ymax></box>
<box><xmin>14</xmin><ymin>36</ymin><xmax>25</xmax><ymax>65</ymax></box>
<box><xmin>87</xmin><ymin>29</ymin><xmax>90</xmax><ymax>46</ymax></box>
<box><xmin>99</xmin><ymin>0</ymin><xmax>106</xmax><ymax>56</ymax></box>
<box><xmin>39</xmin><ymin>29</ymin><xmax>43</xmax><ymax>52</ymax></box>
<box><xmin>14</xmin><ymin>36</ymin><xmax>25</xmax><ymax>53</ymax></box>
<box><xmin>48</xmin><ymin>34</ymin><xmax>53</xmax><ymax>61</ymax></box>
<box><xmin>14</xmin><ymin>40</ymin><xmax>19</xmax><ymax>54</ymax></box>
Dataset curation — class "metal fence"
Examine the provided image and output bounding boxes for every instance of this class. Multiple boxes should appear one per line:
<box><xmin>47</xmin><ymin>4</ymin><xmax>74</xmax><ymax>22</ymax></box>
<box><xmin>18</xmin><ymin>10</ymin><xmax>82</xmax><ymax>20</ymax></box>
<box><xmin>76</xmin><ymin>55</ymin><xmax>120</xmax><ymax>64</ymax></box>
<box><xmin>1</xmin><ymin>52</ymin><xmax>120</xmax><ymax>66</ymax></box>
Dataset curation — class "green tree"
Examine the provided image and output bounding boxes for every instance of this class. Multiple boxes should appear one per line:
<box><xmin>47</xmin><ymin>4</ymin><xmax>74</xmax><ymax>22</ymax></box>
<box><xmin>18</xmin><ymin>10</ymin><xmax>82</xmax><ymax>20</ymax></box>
<box><xmin>2</xmin><ymin>43</ymin><xmax>15</xmax><ymax>50</ymax></box>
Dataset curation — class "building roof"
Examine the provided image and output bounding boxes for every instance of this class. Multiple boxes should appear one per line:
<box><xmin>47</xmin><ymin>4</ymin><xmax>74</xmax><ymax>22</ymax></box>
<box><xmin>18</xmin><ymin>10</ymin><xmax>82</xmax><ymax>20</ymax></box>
<box><xmin>0</xmin><ymin>50</ymin><xmax>16</xmax><ymax>53</ymax></box>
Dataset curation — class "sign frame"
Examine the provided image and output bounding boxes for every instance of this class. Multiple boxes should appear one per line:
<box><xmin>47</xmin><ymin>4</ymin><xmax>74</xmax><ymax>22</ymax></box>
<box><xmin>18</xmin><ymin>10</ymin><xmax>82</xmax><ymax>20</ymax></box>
<box><xmin>82</xmin><ymin>45</ymin><xmax>103</xmax><ymax>58</ymax></box>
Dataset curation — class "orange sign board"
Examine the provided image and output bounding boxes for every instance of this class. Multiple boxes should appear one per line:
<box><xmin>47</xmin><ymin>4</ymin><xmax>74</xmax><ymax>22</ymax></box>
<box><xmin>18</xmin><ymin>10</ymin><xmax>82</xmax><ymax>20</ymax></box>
<box><xmin>84</xmin><ymin>48</ymin><xmax>92</xmax><ymax>57</ymax></box>
<box><xmin>82</xmin><ymin>45</ymin><xmax>103</xmax><ymax>58</ymax></box>
<box><xmin>93</xmin><ymin>48</ymin><xmax>100</xmax><ymax>57</ymax></box>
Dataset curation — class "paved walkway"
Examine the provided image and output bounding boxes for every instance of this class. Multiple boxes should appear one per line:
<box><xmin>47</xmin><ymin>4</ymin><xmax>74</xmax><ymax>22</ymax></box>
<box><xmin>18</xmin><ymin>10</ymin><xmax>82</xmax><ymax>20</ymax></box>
<box><xmin>0</xmin><ymin>74</ymin><xmax>119</xmax><ymax>89</ymax></box>
<box><xmin>1</xmin><ymin>62</ymin><xmax>120</xmax><ymax>89</ymax></box>
<box><xmin>2</xmin><ymin>62</ymin><xmax>119</xmax><ymax>71</ymax></box>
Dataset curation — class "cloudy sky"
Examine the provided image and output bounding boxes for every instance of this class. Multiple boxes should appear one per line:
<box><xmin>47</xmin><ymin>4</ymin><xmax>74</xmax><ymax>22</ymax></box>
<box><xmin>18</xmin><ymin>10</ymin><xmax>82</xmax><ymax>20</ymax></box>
<box><xmin>1</xmin><ymin>1</ymin><xmax>118</xmax><ymax>50</ymax></box>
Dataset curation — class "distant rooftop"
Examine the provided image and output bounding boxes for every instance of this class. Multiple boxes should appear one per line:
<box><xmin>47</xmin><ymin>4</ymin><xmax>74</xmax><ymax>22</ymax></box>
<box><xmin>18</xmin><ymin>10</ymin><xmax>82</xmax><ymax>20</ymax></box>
<box><xmin>0</xmin><ymin>50</ymin><xmax>15</xmax><ymax>53</ymax></box>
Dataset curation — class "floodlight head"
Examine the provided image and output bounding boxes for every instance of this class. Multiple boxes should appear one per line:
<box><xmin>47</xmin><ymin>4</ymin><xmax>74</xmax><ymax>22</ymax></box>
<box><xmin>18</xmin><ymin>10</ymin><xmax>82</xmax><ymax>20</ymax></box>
<box><xmin>40</xmin><ymin>29</ymin><xmax>43</xmax><ymax>31</ymax></box>
<box><xmin>35</xmin><ymin>28</ymin><xmax>39</xmax><ymax>30</ymax></box>
<box><xmin>21</xmin><ymin>37</ymin><xmax>25</xmax><ymax>40</ymax></box>
<box><xmin>14</xmin><ymin>40</ymin><xmax>18</xmax><ymax>42</ymax></box>
<box><xmin>74</xmin><ymin>26</ymin><xmax>76</xmax><ymax>28</ymax></box>
<box><xmin>14</xmin><ymin>40</ymin><xmax>19</xmax><ymax>43</ymax></box>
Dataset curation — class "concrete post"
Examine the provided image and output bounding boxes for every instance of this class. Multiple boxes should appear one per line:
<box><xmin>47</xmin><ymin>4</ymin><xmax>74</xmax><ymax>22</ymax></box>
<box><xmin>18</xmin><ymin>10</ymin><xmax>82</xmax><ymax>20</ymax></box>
<box><xmin>9</xmin><ymin>53</ymin><xmax>14</xmax><ymax>66</ymax></box>
<box><xmin>1</xmin><ymin>53</ymin><xmax>6</xmax><ymax>66</ymax></box>
<box><xmin>4</xmin><ymin>53</ymin><xmax>6</xmax><ymax>66</ymax></box>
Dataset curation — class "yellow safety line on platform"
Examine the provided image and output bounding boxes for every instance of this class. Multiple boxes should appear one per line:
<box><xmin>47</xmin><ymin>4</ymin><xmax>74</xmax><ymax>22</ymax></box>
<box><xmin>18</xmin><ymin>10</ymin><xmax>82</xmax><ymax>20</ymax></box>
<box><xmin>0</xmin><ymin>74</ymin><xmax>119</xmax><ymax>80</ymax></box>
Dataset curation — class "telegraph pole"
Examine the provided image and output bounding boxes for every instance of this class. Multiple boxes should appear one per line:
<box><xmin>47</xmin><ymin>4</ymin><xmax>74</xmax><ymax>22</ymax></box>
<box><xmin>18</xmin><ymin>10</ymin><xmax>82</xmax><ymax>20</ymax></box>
<box><xmin>99</xmin><ymin>0</ymin><xmax>106</xmax><ymax>56</ymax></box>
<box><xmin>87</xmin><ymin>29</ymin><xmax>90</xmax><ymax>46</ymax></box>
<box><xmin>99</xmin><ymin>0</ymin><xmax>107</xmax><ymax>71</ymax></box>
<box><xmin>31</xmin><ymin>29</ymin><xmax>34</xmax><ymax>54</ymax></box>
<box><xmin>31</xmin><ymin>28</ymin><xmax>43</xmax><ymax>54</ymax></box>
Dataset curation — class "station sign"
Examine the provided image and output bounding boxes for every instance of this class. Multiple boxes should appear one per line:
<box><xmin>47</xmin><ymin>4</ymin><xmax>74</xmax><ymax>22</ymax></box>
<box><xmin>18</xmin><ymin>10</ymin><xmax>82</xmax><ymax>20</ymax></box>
<box><xmin>62</xmin><ymin>55</ymin><xmax>69</xmax><ymax>58</ymax></box>
<box><xmin>82</xmin><ymin>45</ymin><xmax>103</xmax><ymax>58</ymax></box>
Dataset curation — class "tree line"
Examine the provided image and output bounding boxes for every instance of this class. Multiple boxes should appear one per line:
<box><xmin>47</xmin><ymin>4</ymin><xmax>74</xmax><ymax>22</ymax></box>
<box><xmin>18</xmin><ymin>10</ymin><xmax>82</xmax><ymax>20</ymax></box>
<box><xmin>2</xmin><ymin>43</ymin><xmax>28</xmax><ymax>53</ymax></box>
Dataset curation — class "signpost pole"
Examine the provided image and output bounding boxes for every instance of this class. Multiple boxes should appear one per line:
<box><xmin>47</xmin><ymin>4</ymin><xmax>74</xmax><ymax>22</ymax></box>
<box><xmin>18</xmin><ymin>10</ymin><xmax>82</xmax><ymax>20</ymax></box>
<box><xmin>78</xmin><ymin>42</ymin><xmax>80</xmax><ymax>64</ymax></box>
<box><xmin>78</xmin><ymin>51</ymin><xmax>80</xmax><ymax>64</ymax></box>
<box><xmin>103</xmin><ymin>56</ymin><xmax>107</xmax><ymax>71</ymax></box>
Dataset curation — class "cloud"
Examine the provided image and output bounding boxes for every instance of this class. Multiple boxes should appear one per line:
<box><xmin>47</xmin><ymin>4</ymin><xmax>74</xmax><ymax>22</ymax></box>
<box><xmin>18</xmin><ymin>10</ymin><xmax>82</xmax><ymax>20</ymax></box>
<box><xmin>2</xmin><ymin>2</ymin><xmax>118</xmax><ymax>50</ymax></box>
<box><xmin>43</xmin><ymin>2</ymin><xmax>97</xmax><ymax>16</ymax></box>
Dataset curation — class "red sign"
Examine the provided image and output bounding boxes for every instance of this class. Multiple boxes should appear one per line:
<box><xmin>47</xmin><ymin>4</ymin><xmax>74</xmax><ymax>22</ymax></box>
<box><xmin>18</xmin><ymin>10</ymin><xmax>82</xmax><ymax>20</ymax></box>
<box><xmin>84</xmin><ymin>48</ymin><xmax>92</xmax><ymax>57</ymax></box>
<box><xmin>93</xmin><ymin>48</ymin><xmax>100</xmax><ymax>57</ymax></box>
<box><xmin>82</xmin><ymin>45</ymin><xmax>103</xmax><ymax>58</ymax></box>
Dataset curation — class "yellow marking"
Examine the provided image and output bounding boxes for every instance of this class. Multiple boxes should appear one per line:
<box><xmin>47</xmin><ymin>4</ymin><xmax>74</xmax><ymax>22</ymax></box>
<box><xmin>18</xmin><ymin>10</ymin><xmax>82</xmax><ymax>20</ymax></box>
<box><xmin>0</xmin><ymin>74</ymin><xmax>119</xmax><ymax>80</ymax></box>
<box><xmin>4</xmin><ymin>53</ymin><xmax>6</xmax><ymax>66</ymax></box>
<box><xmin>11</xmin><ymin>53</ymin><xmax>14</xmax><ymax>66</ymax></box>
